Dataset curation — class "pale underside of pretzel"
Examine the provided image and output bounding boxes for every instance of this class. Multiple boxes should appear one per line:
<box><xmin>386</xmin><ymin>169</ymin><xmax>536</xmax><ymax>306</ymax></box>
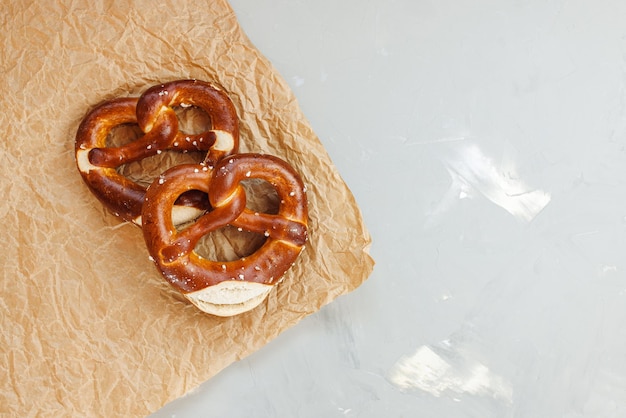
<box><xmin>141</xmin><ymin>153</ymin><xmax>308</xmax><ymax>316</ymax></box>
<box><xmin>75</xmin><ymin>79</ymin><xmax>239</xmax><ymax>225</ymax></box>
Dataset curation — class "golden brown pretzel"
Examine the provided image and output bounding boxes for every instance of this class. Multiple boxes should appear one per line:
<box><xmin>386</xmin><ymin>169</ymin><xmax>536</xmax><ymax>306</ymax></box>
<box><xmin>141</xmin><ymin>153</ymin><xmax>308</xmax><ymax>316</ymax></box>
<box><xmin>75</xmin><ymin>79</ymin><xmax>239</xmax><ymax>225</ymax></box>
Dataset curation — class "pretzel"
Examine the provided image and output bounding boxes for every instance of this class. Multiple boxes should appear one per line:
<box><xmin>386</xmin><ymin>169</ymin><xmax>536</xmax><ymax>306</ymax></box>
<box><xmin>75</xmin><ymin>79</ymin><xmax>239</xmax><ymax>225</ymax></box>
<box><xmin>141</xmin><ymin>153</ymin><xmax>308</xmax><ymax>316</ymax></box>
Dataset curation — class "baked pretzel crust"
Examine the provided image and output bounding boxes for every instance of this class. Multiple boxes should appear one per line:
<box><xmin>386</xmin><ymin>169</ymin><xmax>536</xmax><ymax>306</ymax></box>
<box><xmin>141</xmin><ymin>153</ymin><xmax>308</xmax><ymax>297</ymax></box>
<box><xmin>75</xmin><ymin>79</ymin><xmax>239</xmax><ymax>224</ymax></box>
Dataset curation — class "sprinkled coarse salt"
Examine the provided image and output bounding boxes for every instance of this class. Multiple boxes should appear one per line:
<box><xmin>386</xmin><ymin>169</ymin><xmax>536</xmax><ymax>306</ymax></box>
<box><xmin>264</xmin><ymin>231</ymin><xmax>270</xmax><ymax>237</ymax></box>
<box><xmin>194</xmin><ymin>168</ymin><xmax>199</xmax><ymax>173</ymax></box>
<box><xmin>185</xmin><ymin>137</ymin><xmax>190</xmax><ymax>142</ymax></box>
<box><xmin>202</xmin><ymin>166</ymin><xmax>208</xmax><ymax>171</ymax></box>
<box><xmin>221</xmin><ymin>264</ymin><xmax>226</xmax><ymax>270</ymax></box>
<box><xmin>192</xmin><ymin>141</ymin><xmax>197</xmax><ymax>146</ymax></box>
<box><xmin>289</xmin><ymin>191</ymin><xmax>296</xmax><ymax>196</ymax></box>
<box><xmin>254</xmin><ymin>266</ymin><xmax>261</xmax><ymax>271</ymax></box>
<box><xmin>237</xmin><ymin>227</ymin><xmax>243</xmax><ymax>232</ymax></box>
<box><xmin>238</xmin><ymin>274</ymin><xmax>245</xmax><ymax>280</ymax></box>
<box><xmin>228</xmin><ymin>158</ymin><xmax>234</xmax><ymax>164</ymax></box>
<box><xmin>148</xmin><ymin>255</ymin><xmax>155</xmax><ymax>262</ymax></box>
<box><xmin>180</xmin><ymin>102</ymin><xmax>191</xmax><ymax>108</ymax></box>
<box><xmin>147</xmin><ymin>144</ymin><xmax>152</xmax><ymax>149</ymax></box>
<box><xmin>245</xmin><ymin>171</ymin><xmax>251</xmax><ymax>177</ymax></box>
<box><xmin>173</xmin><ymin>142</ymin><xmax>179</xmax><ymax>147</ymax></box>
<box><xmin>156</xmin><ymin>150</ymin><xmax>162</xmax><ymax>154</ymax></box>
<box><xmin>303</xmin><ymin>185</ymin><xmax>307</xmax><ymax>192</ymax></box>
<box><xmin>158</xmin><ymin>177</ymin><xmax>165</xmax><ymax>184</ymax></box>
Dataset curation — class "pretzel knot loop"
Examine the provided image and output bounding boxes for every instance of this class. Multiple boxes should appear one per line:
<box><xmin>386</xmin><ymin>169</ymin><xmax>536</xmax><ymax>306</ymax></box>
<box><xmin>141</xmin><ymin>153</ymin><xmax>308</xmax><ymax>316</ymax></box>
<box><xmin>75</xmin><ymin>79</ymin><xmax>239</xmax><ymax>225</ymax></box>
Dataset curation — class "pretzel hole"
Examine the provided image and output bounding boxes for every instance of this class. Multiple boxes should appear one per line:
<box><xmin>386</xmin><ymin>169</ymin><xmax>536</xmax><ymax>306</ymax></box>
<box><xmin>106</xmin><ymin>123</ymin><xmax>142</xmax><ymax>148</ymax></box>
<box><xmin>174</xmin><ymin>105</ymin><xmax>212</xmax><ymax>135</ymax></box>
<box><xmin>240</xmin><ymin>178</ymin><xmax>279</xmax><ymax>215</ymax></box>
<box><xmin>194</xmin><ymin>226</ymin><xmax>267</xmax><ymax>262</ymax></box>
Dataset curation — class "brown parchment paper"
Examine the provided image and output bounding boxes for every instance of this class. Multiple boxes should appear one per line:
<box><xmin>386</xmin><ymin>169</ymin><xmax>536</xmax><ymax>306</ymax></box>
<box><xmin>0</xmin><ymin>0</ymin><xmax>374</xmax><ymax>416</ymax></box>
